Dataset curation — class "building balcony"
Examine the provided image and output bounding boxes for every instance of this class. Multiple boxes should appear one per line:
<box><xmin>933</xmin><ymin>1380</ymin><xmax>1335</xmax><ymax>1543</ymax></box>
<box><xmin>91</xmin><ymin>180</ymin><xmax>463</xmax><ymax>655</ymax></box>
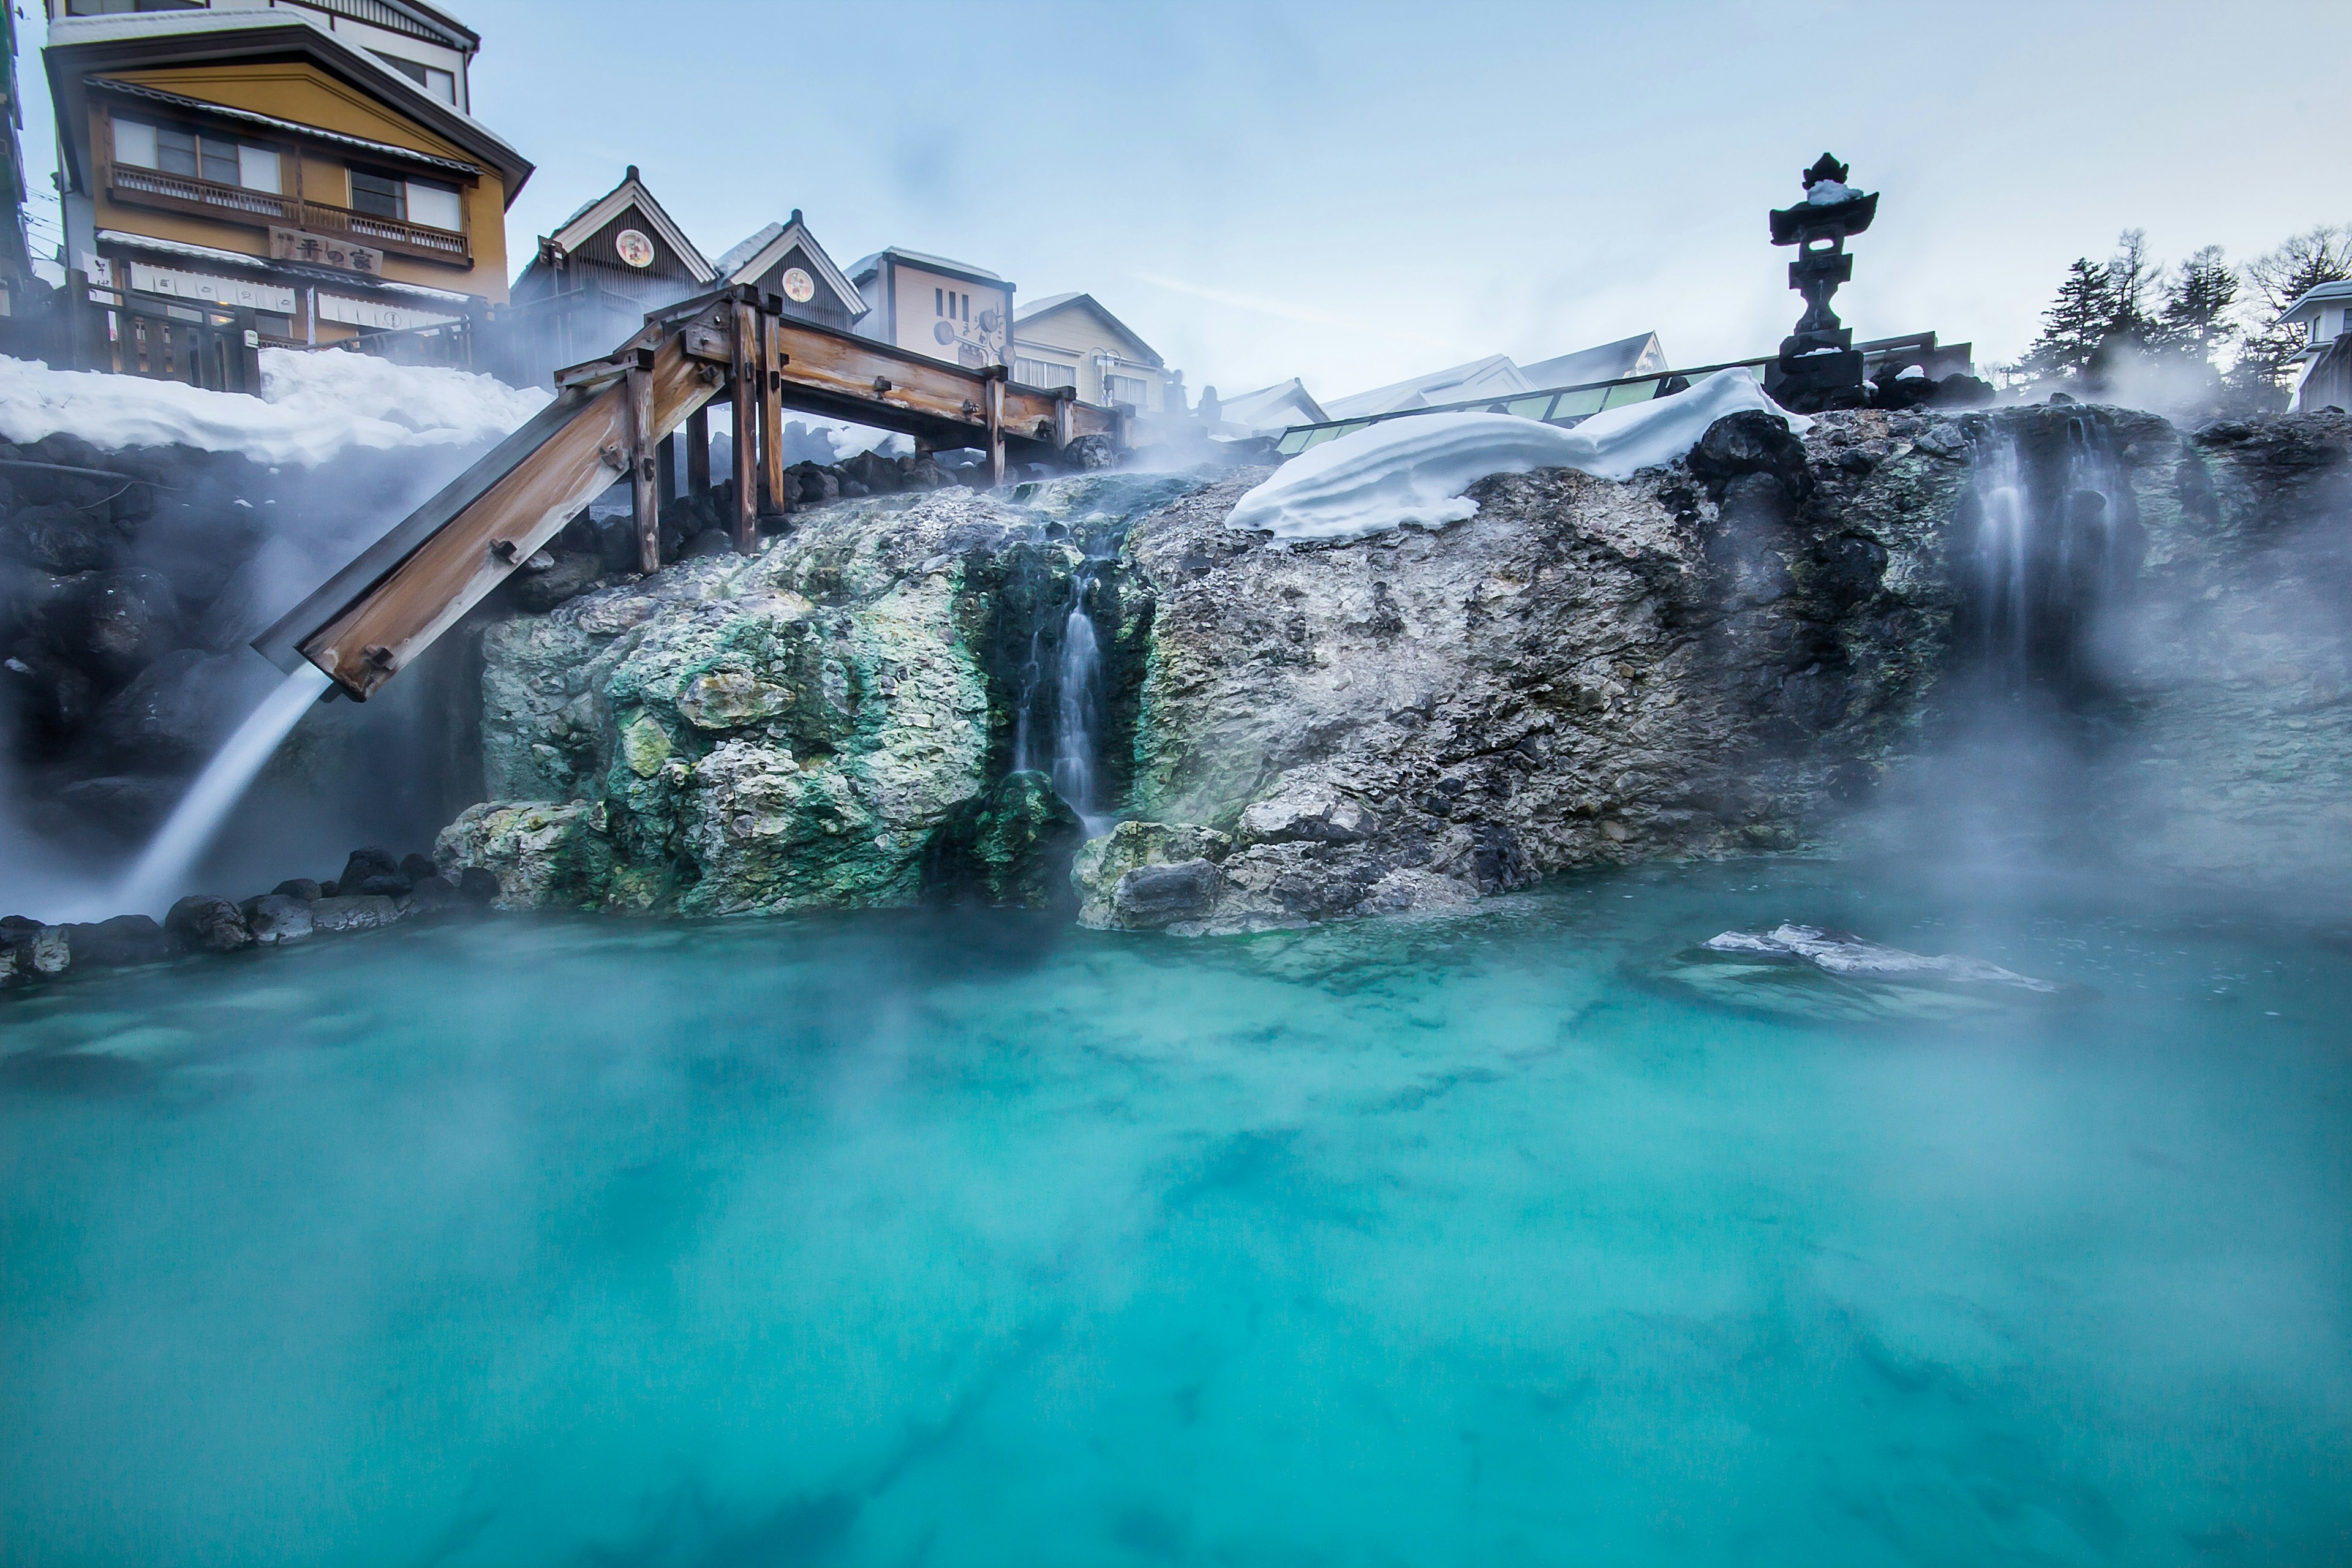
<box><xmin>106</xmin><ymin>164</ymin><xmax>472</xmax><ymax>267</ymax></box>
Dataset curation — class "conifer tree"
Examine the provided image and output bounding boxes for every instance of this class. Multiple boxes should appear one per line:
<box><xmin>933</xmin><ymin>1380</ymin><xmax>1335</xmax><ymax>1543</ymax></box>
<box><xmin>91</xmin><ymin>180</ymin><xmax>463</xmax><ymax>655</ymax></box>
<box><xmin>2022</xmin><ymin>258</ymin><xmax>2119</xmax><ymax>382</ymax></box>
<box><xmin>2154</xmin><ymin>246</ymin><xmax>2238</xmax><ymax>361</ymax></box>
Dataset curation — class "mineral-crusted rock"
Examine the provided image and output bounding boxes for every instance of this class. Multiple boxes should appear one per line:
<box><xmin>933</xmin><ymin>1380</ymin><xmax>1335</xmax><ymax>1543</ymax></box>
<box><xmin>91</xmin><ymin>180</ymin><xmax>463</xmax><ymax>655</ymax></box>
<box><xmin>920</xmin><ymin>769</ymin><xmax>1082</xmax><ymax>909</ymax></box>
<box><xmin>0</xmin><ymin>923</ymin><xmax>72</xmax><ymax>988</ymax></box>
<box><xmin>165</xmin><ymin>894</ymin><xmax>254</xmax><ymax>954</ymax></box>
<box><xmin>308</xmin><ymin>894</ymin><xmax>406</xmax><ymax>935</ymax></box>
<box><xmin>434</xmin><ymin>800</ymin><xmax>620</xmax><ymax>911</ymax></box>
<box><xmin>1114</xmin><ymin>407</ymin><xmax>1975</xmax><ymax>929</ymax></box>
<box><xmin>453</xmin><ymin>488</ymin><xmax>1012</xmax><ymax>913</ymax></box>
<box><xmin>1071</xmin><ymin>821</ymin><xmax>1234</xmax><ymax>929</ymax></box>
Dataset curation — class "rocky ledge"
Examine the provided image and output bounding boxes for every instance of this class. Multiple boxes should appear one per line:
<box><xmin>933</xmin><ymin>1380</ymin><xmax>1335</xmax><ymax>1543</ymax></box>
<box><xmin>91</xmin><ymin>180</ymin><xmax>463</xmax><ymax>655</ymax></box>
<box><xmin>437</xmin><ymin>404</ymin><xmax>2351</xmax><ymax>934</ymax></box>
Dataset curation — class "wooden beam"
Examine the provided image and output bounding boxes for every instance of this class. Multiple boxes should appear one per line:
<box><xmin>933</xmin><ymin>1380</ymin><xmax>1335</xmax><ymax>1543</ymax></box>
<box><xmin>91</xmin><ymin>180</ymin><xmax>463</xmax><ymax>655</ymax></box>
<box><xmin>730</xmin><ymin>299</ymin><xmax>758</xmax><ymax>554</ymax></box>
<box><xmin>758</xmin><ymin>307</ymin><xmax>786</xmax><ymax>519</ymax></box>
<box><xmin>290</xmin><ymin>303</ymin><xmax>729</xmax><ymax>699</ymax></box>
<box><xmin>628</xmin><ymin>363</ymin><xmax>658</xmax><ymax>575</ymax></box>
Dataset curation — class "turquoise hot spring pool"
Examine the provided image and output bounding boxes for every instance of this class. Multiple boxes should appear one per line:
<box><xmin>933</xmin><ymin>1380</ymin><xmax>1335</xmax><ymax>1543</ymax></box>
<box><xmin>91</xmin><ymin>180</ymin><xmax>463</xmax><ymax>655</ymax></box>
<box><xmin>1</xmin><ymin>861</ymin><xmax>2346</xmax><ymax>1566</ymax></box>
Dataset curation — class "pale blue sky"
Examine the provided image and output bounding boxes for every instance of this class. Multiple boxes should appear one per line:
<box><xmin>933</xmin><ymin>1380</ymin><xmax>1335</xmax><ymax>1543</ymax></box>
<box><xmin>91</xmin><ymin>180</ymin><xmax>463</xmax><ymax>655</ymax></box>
<box><xmin>24</xmin><ymin>1</ymin><xmax>2352</xmax><ymax>401</ymax></box>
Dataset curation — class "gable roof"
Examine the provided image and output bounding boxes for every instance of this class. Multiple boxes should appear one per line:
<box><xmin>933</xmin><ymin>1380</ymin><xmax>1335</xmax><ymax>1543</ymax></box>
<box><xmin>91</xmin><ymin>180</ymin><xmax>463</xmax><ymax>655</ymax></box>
<box><xmin>1215</xmin><ymin>377</ymin><xmax>1329</xmax><ymax>431</ymax></box>
<box><xmin>547</xmin><ymin>167</ymin><xmax>713</xmax><ymax>282</ymax></box>
<box><xmin>1324</xmin><ymin>353</ymin><xmax>1529</xmax><ymax>420</ymax></box>
<box><xmin>44</xmin><ymin>7</ymin><xmax>530</xmax><ymax>202</ymax></box>
<box><xmin>715</xmin><ymin>209</ymin><xmax>865</xmax><ymax>314</ymax></box>
<box><xmin>848</xmin><ymin>246</ymin><xmax>1006</xmax><ymax>289</ymax></box>
<box><xmin>1518</xmin><ymin>331</ymin><xmax>1667</xmax><ymax>390</ymax></box>
<box><xmin>1012</xmin><ymin>290</ymin><xmax>1163</xmax><ymax>366</ymax></box>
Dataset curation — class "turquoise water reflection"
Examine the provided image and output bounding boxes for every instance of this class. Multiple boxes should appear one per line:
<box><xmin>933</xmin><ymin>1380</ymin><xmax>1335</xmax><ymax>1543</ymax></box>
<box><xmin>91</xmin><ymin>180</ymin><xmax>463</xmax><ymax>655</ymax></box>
<box><xmin>2</xmin><ymin>864</ymin><xmax>2347</xmax><ymax>1565</ymax></box>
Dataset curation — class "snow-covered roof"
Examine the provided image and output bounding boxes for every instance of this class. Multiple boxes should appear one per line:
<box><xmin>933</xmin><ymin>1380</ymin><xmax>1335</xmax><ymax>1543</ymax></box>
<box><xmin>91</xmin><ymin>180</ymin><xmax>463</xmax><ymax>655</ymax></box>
<box><xmin>2278</xmin><ymin>278</ymin><xmax>2352</xmax><ymax>325</ymax></box>
<box><xmin>1012</xmin><ymin>291</ymin><xmax>1163</xmax><ymax>366</ymax></box>
<box><xmin>546</xmin><ymin>170</ymin><xmax>714</xmax><ymax>282</ymax></box>
<box><xmin>1324</xmin><ymin>353</ymin><xmax>1529</xmax><ymax>420</ymax></box>
<box><xmin>848</xmin><ymin>247</ymin><xmax>1005</xmax><ymax>286</ymax></box>
<box><xmin>1518</xmin><ymin>331</ymin><xmax>1667</xmax><ymax>390</ymax></box>
<box><xmin>44</xmin><ymin>7</ymin><xmax>531</xmax><ymax>200</ymax></box>
<box><xmin>715</xmin><ymin>213</ymin><xmax>865</xmax><ymax>315</ymax></box>
<box><xmin>1214</xmin><ymin>377</ymin><xmax>1329</xmax><ymax>432</ymax></box>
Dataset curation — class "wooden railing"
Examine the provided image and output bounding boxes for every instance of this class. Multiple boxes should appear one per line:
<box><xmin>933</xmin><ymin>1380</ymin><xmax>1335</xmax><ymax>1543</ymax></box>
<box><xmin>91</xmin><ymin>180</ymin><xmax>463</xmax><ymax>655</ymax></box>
<box><xmin>107</xmin><ymin>165</ymin><xmax>472</xmax><ymax>265</ymax></box>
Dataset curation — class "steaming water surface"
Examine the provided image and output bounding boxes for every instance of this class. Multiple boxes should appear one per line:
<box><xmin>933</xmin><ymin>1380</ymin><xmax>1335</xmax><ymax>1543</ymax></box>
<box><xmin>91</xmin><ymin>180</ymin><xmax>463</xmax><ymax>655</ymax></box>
<box><xmin>2</xmin><ymin>862</ymin><xmax>2346</xmax><ymax>1566</ymax></box>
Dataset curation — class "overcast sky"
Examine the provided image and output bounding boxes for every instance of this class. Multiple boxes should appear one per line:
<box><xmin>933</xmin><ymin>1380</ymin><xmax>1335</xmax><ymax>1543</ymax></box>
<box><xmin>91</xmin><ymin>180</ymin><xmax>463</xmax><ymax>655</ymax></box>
<box><xmin>23</xmin><ymin>1</ymin><xmax>2352</xmax><ymax>402</ymax></box>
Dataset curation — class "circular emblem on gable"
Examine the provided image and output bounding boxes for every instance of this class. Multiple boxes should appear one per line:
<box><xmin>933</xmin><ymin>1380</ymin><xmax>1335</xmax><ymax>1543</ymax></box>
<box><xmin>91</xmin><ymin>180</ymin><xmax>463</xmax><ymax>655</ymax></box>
<box><xmin>614</xmin><ymin>228</ymin><xmax>655</xmax><ymax>269</ymax></box>
<box><xmin>780</xmin><ymin>266</ymin><xmax>815</xmax><ymax>303</ymax></box>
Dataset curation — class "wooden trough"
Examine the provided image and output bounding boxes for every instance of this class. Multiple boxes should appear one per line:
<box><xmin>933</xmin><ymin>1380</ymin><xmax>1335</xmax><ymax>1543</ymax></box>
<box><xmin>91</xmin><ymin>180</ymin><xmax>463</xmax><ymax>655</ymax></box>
<box><xmin>256</xmin><ymin>284</ymin><xmax>1122</xmax><ymax>701</ymax></box>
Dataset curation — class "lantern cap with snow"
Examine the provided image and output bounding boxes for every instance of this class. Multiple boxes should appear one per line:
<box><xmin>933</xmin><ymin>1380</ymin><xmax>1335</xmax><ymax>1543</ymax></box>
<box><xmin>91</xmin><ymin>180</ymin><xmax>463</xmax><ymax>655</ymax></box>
<box><xmin>1764</xmin><ymin>153</ymin><xmax>1879</xmax><ymax>412</ymax></box>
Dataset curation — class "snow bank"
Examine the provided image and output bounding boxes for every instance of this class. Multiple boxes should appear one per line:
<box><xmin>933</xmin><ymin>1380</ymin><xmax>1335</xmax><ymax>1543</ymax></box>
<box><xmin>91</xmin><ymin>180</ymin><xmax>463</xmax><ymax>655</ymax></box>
<box><xmin>1226</xmin><ymin>368</ymin><xmax>1809</xmax><ymax>542</ymax></box>
<box><xmin>0</xmin><ymin>348</ymin><xmax>549</xmax><ymax>466</ymax></box>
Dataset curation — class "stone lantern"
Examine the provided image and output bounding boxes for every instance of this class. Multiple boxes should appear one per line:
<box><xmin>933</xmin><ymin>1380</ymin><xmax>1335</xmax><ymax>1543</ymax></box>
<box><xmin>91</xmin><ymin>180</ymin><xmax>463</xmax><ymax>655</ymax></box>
<box><xmin>1764</xmin><ymin>153</ymin><xmax>1878</xmax><ymax>412</ymax></box>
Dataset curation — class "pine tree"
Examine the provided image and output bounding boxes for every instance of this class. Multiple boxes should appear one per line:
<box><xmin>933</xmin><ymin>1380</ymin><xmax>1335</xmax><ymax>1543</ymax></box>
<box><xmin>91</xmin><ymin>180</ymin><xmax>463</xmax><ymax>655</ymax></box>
<box><xmin>2153</xmin><ymin>246</ymin><xmax>2238</xmax><ymax>361</ymax></box>
<box><xmin>2022</xmin><ymin>258</ymin><xmax>2119</xmax><ymax>383</ymax></box>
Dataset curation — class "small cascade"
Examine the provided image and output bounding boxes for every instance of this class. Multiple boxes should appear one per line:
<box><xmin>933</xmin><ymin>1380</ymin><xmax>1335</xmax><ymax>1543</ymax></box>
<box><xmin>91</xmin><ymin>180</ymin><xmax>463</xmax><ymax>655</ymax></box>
<box><xmin>1962</xmin><ymin>413</ymin><xmax>2139</xmax><ymax>698</ymax></box>
<box><xmin>1013</xmin><ymin>554</ymin><xmax>1113</xmax><ymax>836</ymax></box>
<box><xmin>110</xmin><ymin>664</ymin><xmax>333</xmax><ymax>916</ymax></box>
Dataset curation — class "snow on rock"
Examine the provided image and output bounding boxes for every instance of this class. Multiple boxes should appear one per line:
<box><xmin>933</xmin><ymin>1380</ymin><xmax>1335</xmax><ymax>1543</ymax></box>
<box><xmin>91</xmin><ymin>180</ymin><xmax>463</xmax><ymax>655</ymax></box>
<box><xmin>1226</xmin><ymin>368</ymin><xmax>1808</xmax><ymax>542</ymax></box>
<box><xmin>0</xmin><ymin>348</ymin><xmax>549</xmax><ymax>466</ymax></box>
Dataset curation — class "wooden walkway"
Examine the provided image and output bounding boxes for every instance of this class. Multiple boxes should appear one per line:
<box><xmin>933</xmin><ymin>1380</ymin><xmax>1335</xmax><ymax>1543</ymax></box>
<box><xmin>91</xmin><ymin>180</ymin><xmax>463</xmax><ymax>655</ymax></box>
<box><xmin>258</xmin><ymin>284</ymin><xmax>1123</xmax><ymax>701</ymax></box>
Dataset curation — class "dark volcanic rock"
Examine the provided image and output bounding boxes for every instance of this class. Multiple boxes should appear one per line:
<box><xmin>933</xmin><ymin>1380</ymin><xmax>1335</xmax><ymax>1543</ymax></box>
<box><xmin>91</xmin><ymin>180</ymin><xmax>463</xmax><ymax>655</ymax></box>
<box><xmin>1063</xmin><ymin>434</ymin><xmax>1116</xmax><ymax>472</ymax></box>
<box><xmin>922</xmin><ymin>769</ymin><xmax>1083</xmax><ymax>910</ymax></box>
<box><xmin>1686</xmin><ymin>411</ymin><xmax>1814</xmax><ymax>502</ymax></box>
<box><xmin>165</xmin><ymin>894</ymin><xmax>254</xmax><ymax>954</ymax></box>
<box><xmin>72</xmin><ymin>569</ymin><xmax>181</xmax><ymax>679</ymax></box>
<box><xmin>355</xmin><ymin>872</ymin><xmax>413</xmax><ymax>899</ymax></box>
<box><xmin>510</xmin><ymin>550</ymin><xmax>606</xmax><ymax>612</ymax></box>
<box><xmin>454</xmin><ymin>865</ymin><xmax>500</xmax><ymax>905</ymax></box>
<box><xmin>404</xmin><ymin>874</ymin><xmax>461</xmax><ymax>913</ymax></box>
<box><xmin>56</xmin><ymin>774</ymin><xmax>181</xmax><ymax>836</ymax></box>
<box><xmin>90</xmin><ymin>648</ymin><xmax>263</xmax><ymax>766</ymax></box>
<box><xmin>67</xmin><ymin>913</ymin><xmax>168</xmax><ymax>967</ymax></box>
<box><xmin>1112</xmin><ymin>859</ymin><xmax>1222</xmax><ymax>927</ymax></box>
<box><xmin>337</xmin><ymin>848</ymin><xmax>399</xmax><ymax>890</ymax></box>
<box><xmin>271</xmin><ymin>877</ymin><xmax>322</xmax><ymax>902</ymax></box>
<box><xmin>2</xmin><ymin>503</ymin><xmax>121</xmax><ymax>573</ymax></box>
<box><xmin>2</xmin><ymin>643</ymin><xmax>99</xmax><ymax>746</ymax></box>
<box><xmin>397</xmin><ymin>853</ymin><xmax>438</xmax><ymax>883</ymax></box>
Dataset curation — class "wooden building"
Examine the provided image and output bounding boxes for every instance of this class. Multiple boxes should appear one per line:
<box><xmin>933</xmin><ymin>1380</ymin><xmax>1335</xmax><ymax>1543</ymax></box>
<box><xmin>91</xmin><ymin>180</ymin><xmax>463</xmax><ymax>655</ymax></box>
<box><xmin>848</xmin><ymin>247</ymin><xmax>1011</xmax><ymax>369</ymax></box>
<box><xmin>504</xmin><ymin>165</ymin><xmax>712</xmax><ymax>382</ymax></box>
<box><xmin>711</xmin><ymin>210</ymin><xmax>864</xmax><ymax>333</ymax></box>
<box><xmin>1009</xmin><ymin>290</ymin><xmax>1174</xmax><ymax>412</ymax></box>
<box><xmin>42</xmin><ymin>1</ymin><xmax>530</xmax><ymax>384</ymax></box>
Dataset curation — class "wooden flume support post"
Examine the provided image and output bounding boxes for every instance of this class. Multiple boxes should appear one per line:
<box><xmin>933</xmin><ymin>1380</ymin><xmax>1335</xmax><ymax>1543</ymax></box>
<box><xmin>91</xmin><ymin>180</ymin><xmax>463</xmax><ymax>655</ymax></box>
<box><xmin>982</xmin><ymin>364</ymin><xmax>1006</xmax><ymax>487</ymax></box>
<box><xmin>759</xmin><ymin>303</ymin><xmax>786</xmax><ymax>521</ymax></box>
<box><xmin>627</xmin><ymin>362</ymin><xmax>658</xmax><ymax>574</ymax></box>
<box><xmin>729</xmin><ymin>298</ymin><xmax>758</xmax><ymax>554</ymax></box>
<box><xmin>686</xmin><ymin>405</ymin><xmax>710</xmax><ymax>496</ymax></box>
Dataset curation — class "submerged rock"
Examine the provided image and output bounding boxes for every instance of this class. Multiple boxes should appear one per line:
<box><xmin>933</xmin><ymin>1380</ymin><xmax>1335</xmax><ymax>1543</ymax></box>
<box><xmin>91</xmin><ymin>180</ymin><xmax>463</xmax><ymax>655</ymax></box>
<box><xmin>1700</xmin><ymin>924</ymin><xmax>2057</xmax><ymax>990</ymax></box>
<box><xmin>307</xmin><ymin>894</ymin><xmax>405</xmax><ymax>935</ymax></box>
<box><xmin>241</xmin><ymin>893</ymin><xmax>315</xmax><ymax>945</ymax></box>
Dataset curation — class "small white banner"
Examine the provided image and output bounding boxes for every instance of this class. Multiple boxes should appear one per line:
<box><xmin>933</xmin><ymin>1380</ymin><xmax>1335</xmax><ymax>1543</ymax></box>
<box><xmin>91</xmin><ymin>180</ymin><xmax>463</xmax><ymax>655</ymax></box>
<box><xmin>316</xmin><ymin>292</ymin><xmax>461</xmax><ymax>333</ymax></box>
<box><xmin>127</xmin><ymin>262</ymin><xmax>297</xmax><ymax>315</ymax></box>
